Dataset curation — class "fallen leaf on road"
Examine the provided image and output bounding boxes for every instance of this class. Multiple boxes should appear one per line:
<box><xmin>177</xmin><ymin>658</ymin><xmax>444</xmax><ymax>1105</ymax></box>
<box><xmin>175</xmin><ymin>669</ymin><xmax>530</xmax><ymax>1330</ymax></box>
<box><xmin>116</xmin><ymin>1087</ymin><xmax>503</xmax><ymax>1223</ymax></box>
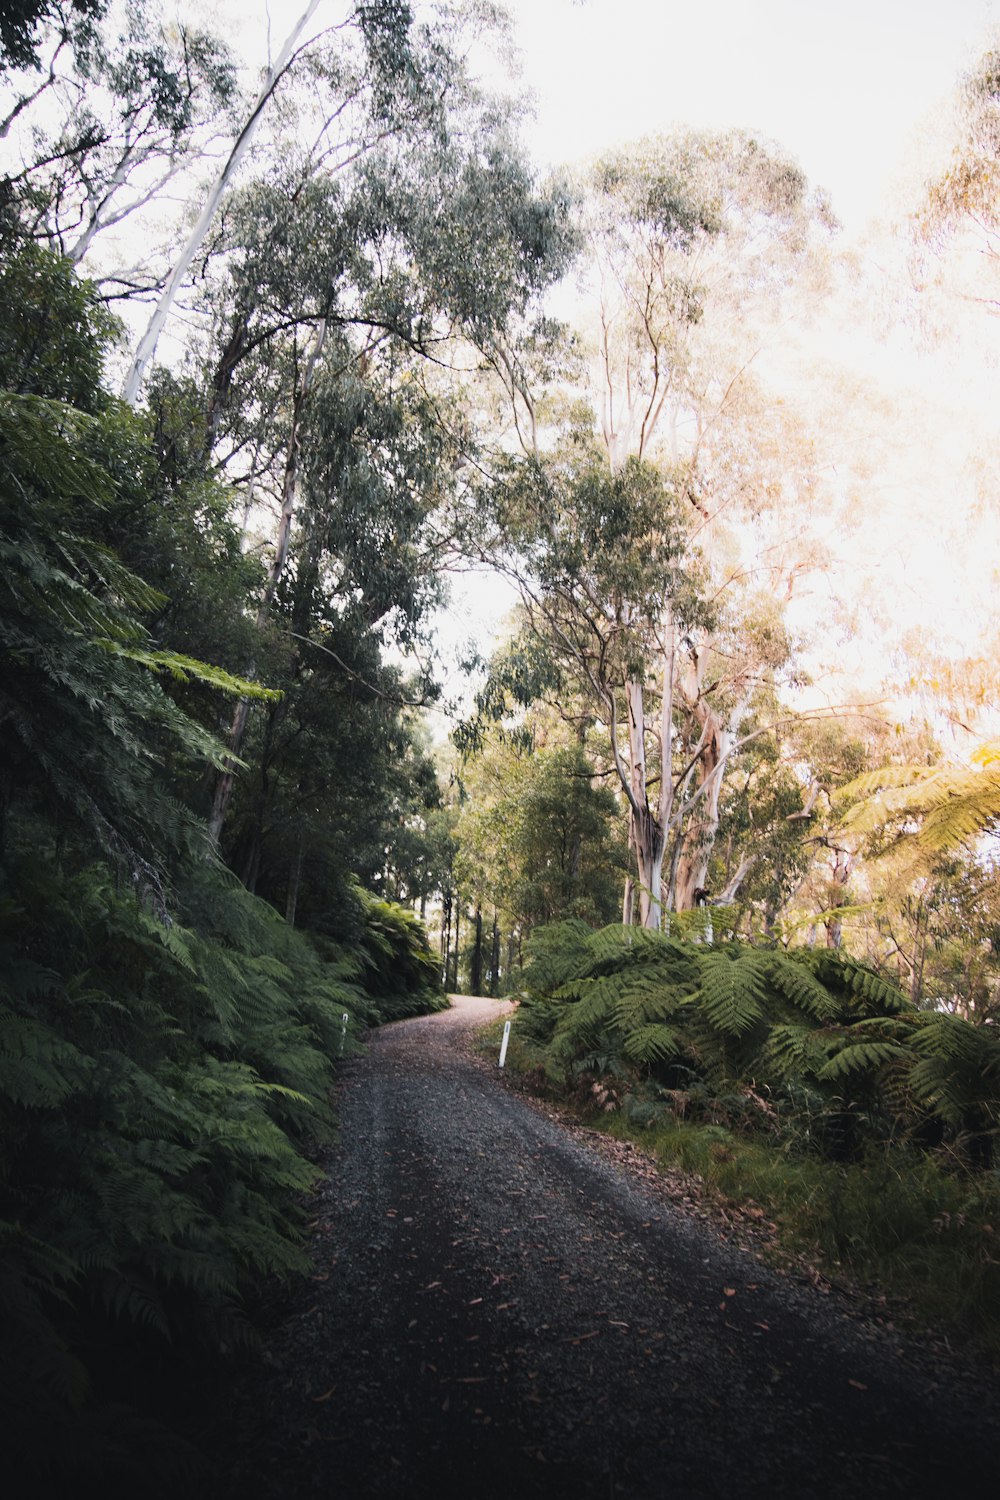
<box><xmin>311</xmin><ymin>1386</ymin><xmax>337</xmax><ymax>1403</ymax></box>
<box><xmin>848</xmin><ymin>1379</ymin><xmax>868</xmax><ymax>1391</ymax></box>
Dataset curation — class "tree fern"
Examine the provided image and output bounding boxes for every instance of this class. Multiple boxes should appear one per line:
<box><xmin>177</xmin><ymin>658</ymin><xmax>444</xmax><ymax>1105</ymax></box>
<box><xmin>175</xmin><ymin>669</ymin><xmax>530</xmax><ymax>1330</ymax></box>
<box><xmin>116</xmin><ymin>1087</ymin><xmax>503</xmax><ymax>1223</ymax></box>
<box><xmin>512</xmin><ymin>920</ymin><xmax>1000</xmax><ymax>1159</ymax></box>
<box><xmin>817</xmin><ymin>1039</ymin><xmax>911</xmax><ymax>1083</ymax></box>
<box><xmin>908</xmin><ymin>1014</ymin><xmax>1000</xmax><ymax>1130</ymax></box>
<box><xmin>838</xmin><ymin>742</ymin><xmax>1000</xmax><ymax>865</ymax></box>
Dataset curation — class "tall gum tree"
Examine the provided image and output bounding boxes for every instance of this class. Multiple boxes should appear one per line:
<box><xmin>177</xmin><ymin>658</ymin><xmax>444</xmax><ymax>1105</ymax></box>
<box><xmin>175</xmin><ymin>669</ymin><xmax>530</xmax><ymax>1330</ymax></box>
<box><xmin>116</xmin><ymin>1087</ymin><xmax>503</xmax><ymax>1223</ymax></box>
<box><xmin>191</xmin><ymin>13</ymin><xmax>574</xmax><ymax>850</ymax></box>
<box><xmin>0</xmin><ymin>3</ymin><xmax>240</xmax><ymax>292</ymax></box>
<box><xmin>480</xmin><ymin>131</ymin><xmax>833</xmax><ymax>926</ymax></box>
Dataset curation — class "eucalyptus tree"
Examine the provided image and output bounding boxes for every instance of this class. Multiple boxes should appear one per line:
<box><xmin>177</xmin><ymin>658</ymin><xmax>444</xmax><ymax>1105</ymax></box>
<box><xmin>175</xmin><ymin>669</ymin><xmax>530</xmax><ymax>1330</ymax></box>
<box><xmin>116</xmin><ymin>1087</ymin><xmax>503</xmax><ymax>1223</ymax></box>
<box><xmin>188</xmin><ymin>22</ymin><xmax>574</xmax><ymax>856</ymax></box>
<box><xmin>0</xmin><ymin>1</ymin><xmax>238</xmax><ymax>288</ymax></box>
<box><xmin>919</xmin><ymin>45</ymin><xmax>1000</xmax><ymax>282</ymax></box>
<box><xmin>475</xmin><ymin>131</ymin><xmax>831</xmax><ymax>926</ymax></box>
<box><xmin>588</xmin><ymin>134</ymin><xmax>831</xmax><ymax>915</ymax></box>
<box><xmin>472</xmin><ymin>440</ymin><xmax>701</xmax><ymax>927</ymax></box>
<box><xmin>0</xmin><ymin>1</ymin><xmax>104</xmax><ymax>72</ymax></box>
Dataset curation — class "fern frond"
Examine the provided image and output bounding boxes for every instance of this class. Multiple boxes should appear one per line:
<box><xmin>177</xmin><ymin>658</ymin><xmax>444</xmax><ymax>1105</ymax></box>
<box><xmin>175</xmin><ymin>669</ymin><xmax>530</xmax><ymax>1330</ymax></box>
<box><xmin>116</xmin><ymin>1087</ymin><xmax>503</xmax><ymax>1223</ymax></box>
<box><xmin>692</xmin><ymin>951</ymin><xmax>768</xmax><ymax>1036</ymax></box>
<box><xmin>817</xmin><ymin>1040</ymin><xmax>910</xmax><ymax>1082</ymax></box>
<box><xmin>621</xmin><ymin>1023</ymin><xmax>682</xmax><ymax>1065</ymax></box>
<box><xmin>838</xmin><ymin>751</ymin><xmax>1000</xmax><ymax>859</ymax></box>
<box><xmin>98</xmin><ymin>643</ymin><xmax>282</xmax><ymax>702</ymax></box>
<box><xmin>765</xmin><ymin>954</ymin><xmax>840</xmax><ymax>1021</ymax></box>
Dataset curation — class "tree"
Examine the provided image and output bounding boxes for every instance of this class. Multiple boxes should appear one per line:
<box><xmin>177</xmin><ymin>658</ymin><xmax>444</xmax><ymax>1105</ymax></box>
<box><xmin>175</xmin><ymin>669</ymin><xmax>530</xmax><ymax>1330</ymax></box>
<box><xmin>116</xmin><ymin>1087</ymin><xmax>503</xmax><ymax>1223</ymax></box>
<box><xmin>0</xmin><ymin>0</ymin><xmax>104</xmax><ymax>73</ymax></box>
<box><xmin>471</xmin><ymin>130</ymin><xmax>831</xmax><ymax>927</ymax></box>
<box><xmin>182</xmin><ymin>35</ymin><xmax>573</xmax><ymax>855</ymax></box>
<box><xmin>122</xmin><ymin>0</ymin><xmax>319</xmax><ymax>397</ymax></box>
<box><xmin>919</xmin><ymin>45</ymin><xmax>1000</xmax><ymax>279</ymax></box>
<box><xmin>456</xmin><ymin>730</ymin><xmax>625</xmax><ymax>949</ymax></box>
<box><xmin>1</xmin><ymin>4</ymin><xmax>237</xmax><ymax>283</ymax></box>
<box><xmin>472</xmin><ymin>439</ymin><xmax>699</xmax><ymax>926</ymax></box>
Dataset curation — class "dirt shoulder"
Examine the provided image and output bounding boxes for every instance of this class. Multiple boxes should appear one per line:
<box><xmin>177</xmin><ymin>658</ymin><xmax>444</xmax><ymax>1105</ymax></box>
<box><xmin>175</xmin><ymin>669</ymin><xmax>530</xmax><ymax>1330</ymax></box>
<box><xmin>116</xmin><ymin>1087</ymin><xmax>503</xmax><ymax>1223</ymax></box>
<box><xmin>211</xmin><ymin>997</ymin><xmax>1000</xmax><ymax>1500</ymax></box>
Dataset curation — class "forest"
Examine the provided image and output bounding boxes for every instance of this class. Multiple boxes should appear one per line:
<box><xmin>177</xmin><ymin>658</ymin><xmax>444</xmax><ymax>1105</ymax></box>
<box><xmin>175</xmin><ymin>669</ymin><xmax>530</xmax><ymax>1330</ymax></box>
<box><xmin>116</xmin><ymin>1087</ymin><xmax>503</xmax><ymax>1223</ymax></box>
<box><xmin>1</xmin><ymin>0</ymin><xmax>999</xmax><ymax>1487</ymax></box>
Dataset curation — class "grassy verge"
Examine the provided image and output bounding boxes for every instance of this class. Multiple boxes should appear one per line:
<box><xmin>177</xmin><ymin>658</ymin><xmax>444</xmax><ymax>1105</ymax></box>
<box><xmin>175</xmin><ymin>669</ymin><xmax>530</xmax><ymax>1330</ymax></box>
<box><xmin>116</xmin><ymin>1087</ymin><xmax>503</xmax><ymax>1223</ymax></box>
<box><xmin>478</xmin><ymin>1013</ymin><xmax>1000</xmax><ymax>1359</ymax></box>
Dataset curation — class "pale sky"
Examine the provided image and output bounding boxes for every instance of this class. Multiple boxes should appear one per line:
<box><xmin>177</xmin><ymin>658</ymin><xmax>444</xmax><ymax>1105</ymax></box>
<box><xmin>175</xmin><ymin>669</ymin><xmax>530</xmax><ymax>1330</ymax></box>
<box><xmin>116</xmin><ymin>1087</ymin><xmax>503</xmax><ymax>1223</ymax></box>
<box><xmin>495</xmin><ymin>0</ymin><xmax>999</xmax><ymax>235</ymax></box>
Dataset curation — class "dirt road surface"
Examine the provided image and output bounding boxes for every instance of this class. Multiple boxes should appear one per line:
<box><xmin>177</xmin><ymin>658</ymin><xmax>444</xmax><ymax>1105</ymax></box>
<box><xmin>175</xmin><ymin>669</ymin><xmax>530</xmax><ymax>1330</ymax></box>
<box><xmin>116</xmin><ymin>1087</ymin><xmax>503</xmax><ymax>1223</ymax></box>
<box><xmin>215</xmin><ymin>996</ymin><xmax>1000</xmax><ymax>1499</ymax></box>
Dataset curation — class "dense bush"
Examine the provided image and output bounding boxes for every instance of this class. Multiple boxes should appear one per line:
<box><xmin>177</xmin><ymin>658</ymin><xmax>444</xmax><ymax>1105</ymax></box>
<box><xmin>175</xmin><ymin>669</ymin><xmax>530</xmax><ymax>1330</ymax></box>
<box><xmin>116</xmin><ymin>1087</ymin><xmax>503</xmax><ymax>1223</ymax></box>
<box><xmin>516</xmin><ymin>921</ymin><xmax>1000</xmax><ymax>1162</ymax></box>
<box><xmin>0</xmin><ymin>848</ymin><xmax>442</xmax><ymax>1487</ymax></box>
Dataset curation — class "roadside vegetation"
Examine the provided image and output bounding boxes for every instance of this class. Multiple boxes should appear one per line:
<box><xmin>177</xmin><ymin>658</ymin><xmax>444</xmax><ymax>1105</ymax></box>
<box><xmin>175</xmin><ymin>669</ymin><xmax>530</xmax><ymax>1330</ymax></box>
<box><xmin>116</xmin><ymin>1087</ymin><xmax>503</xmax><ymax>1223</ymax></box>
<box><xmin>484</xmin><ymin>920</ymin><xmax>1000</xmax><ymax>1354</ymax></box>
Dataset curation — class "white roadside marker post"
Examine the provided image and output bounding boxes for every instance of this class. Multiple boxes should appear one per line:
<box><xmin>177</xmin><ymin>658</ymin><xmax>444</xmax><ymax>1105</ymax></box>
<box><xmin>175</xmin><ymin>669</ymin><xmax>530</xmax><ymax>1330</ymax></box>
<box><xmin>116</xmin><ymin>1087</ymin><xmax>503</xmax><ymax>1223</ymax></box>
<box><xmin>498</xmin><ymin>1018</ymin><xmax>511</xmax><ymax>1069</ymax></box>
<box><xmin>339</xmin><ymin>1012</ymin><xmax>349</xmax><ymax>1056</ymax></box>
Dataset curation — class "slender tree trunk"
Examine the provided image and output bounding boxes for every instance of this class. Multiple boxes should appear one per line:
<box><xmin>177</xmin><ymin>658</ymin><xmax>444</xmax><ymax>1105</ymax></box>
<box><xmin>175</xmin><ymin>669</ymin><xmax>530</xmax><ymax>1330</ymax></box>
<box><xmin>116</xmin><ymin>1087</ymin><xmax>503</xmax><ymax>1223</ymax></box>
<box><xmin>470</xmin><ymin>903</ymin><xmax>483</xmax><ymax>996</ymax></box>
<box><xmin>208</xmin><ymin>699</ymin><xmax>251</xmax><ymax>846</ymax></box>
<box><xmin>674</xmin><ymin>708</ymin><xmax>728</xmax><ymax>911</ymax></box>
<box><xmin>622</xmin><ymin>797</ymin><xmax>636</xmax><ymax>925</ymax></box>
<box><xmin>451</xmin><ymin>902</ymin><xmax>461</xmax><ymax>992</ymax></box>
<box><xmin>621</xmin><ymin>878</ymin><xmax>634</xmax><ymax>926</ymax></box>
<box><xmin>285</xmin><ymin>834</ymin><xmax>304</xmax><ymax>926</ymax></box>
<box><xmin>623</xmin><ymin>674</ymin><xmax>666</xmax><ymax>928</ymax></box>
<box><xmin>441</xmin><ymin>889</ymin><xmax>452</xmax><ymax>983</ymax></box>
<box><xmin>241</xmin><ymin>827</ymin><xmax>262</xmax><ymax>893</ymax></box>
<box><xmin>489</xmin><ymin>910</ymin><xmax>500</xmax><ymax>997</ymax></box>
<box><xmin>122</xmin><ymin>0</ymin><xmax>323</xmax><ymax>405</ymax></box>
<box><xmin>206</xmin><ymin>320</ymin><xmax>327</xmax><ymax>847</ymax></box>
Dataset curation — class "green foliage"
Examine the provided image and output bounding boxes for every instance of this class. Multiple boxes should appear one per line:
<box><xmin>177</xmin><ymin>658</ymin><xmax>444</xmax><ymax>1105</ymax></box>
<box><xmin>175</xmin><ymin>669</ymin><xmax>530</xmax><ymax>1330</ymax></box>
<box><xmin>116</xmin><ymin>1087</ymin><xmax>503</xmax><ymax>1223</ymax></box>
<box><xmin>0</xmin><ymin>843</ymin><xmax>444</xmax><ymax>1486</ymax></box>
<box><xmin>0</xmin><ymin>242</ymin><xmax>117</xmax><ymax>405</ymax></box>
<box><xmin>0</xmin><ymin>387</ymin><xmax>275</xmax><ymax>904</ymax></box>
<box><xmin>0</xmin><ymin>229</ymin><xmax>446</xmax><ymax>1484</ymax></box>
<box><xmin>838</xmin><ymin>741</ymin><xmax>1000</xmax><ymax>869</ymax></box>
<box><xmin>454</xmin><ymin>738</ymin><xmax>627</xmax><ymax>943</ymax></box>
<box><xmin>517</xmin><ymin>922</ymin><xmax>1000</xmax><ymax>1159</ymax></box>
<box><xmin>0</xmin><ymin>2</ymin><xmax>104</xmax><ymax>71</ymax></box>
<box><xmin>352</xmin><ymin>884</ymin><xmax>446</xmax><ymax>1022</ymax></box>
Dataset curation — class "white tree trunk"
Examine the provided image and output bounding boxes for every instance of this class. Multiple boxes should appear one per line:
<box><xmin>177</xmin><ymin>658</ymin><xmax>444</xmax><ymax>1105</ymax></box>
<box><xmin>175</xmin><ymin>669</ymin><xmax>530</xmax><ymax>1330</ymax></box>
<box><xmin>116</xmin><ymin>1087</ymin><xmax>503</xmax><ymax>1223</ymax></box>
<box><xmin>122</xmin><ymin>0</ymin><xmax>323</xmax><ymax>406</ymax></box>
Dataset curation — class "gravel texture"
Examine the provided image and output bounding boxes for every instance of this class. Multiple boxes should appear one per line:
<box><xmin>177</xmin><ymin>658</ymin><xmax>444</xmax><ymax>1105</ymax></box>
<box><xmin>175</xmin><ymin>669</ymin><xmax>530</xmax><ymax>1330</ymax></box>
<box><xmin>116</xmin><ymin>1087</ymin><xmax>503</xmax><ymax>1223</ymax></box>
<box><xmin>214</xmin><ymin>996</ymin><xmax>1000</xmax><ymax>1500</ymax></box>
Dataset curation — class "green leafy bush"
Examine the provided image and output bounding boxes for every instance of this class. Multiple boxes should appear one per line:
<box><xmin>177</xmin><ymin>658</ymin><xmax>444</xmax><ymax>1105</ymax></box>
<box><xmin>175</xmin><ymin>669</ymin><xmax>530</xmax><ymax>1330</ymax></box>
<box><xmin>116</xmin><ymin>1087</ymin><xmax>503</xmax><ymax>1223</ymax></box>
<box><xmin>0</xmin><ymin>852</ymin><xmax>365</xmax><ymax>1480</ymax></box>
<box><xmin>518</xmin><ymin>921</ymin><xmax>1000</xmax><ymax>1160</ymax></box>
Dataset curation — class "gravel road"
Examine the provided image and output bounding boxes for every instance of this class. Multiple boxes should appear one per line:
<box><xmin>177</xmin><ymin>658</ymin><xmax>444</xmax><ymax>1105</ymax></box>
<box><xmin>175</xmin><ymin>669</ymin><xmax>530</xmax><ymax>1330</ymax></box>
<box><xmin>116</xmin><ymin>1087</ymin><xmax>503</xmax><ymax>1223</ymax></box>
<box><xmin>215</xmin><ymin>996</ymin><xmax>1000</xmax><ymax>1500</ymax></box>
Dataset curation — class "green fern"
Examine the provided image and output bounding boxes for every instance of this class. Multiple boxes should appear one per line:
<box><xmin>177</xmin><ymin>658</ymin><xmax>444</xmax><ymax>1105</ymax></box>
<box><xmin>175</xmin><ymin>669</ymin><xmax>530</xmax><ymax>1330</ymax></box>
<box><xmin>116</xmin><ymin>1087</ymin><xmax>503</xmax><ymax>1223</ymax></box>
<box><xmin>621</xmin><ymin>1023</ymin><xmax>682</xmax><ymax>1065</ymax></box>
<box><xmin>838</xmin><ymin>743</ymin><xmax>1000</xmax><ymax>865</ymax></box>
<box><xmin>692</xmin><ymin>951</ymin><xmax>769</xmax><ymax>1037</ymax></box>
<box><xmin>817</xmin><ymin>1040</ymin><xmax>911</xmax><ymax>1082</ymax></box>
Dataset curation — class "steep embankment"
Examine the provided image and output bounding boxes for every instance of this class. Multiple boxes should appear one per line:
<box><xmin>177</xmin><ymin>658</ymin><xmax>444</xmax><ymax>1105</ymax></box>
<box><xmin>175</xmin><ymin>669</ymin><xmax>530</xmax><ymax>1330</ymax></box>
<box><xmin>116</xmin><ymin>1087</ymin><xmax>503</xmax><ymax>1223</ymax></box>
<box><xmin>215</xmin><ymin>997</ymin><xmax>1000</xmax><ymax>1499</ymax></box>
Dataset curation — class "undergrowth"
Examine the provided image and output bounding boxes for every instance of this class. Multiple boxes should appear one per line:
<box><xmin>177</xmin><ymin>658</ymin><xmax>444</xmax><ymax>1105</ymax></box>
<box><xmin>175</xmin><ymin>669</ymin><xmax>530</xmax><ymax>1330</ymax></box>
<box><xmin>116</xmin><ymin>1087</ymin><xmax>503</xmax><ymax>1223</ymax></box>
<box><xmin>0</xmin><ymin>850</ymin><xmax>444</xmax><ymax>1493</ymax></box>
<box><xmin>482</xmin><ymin>920</ymin><xmax>1000</xmax><ymax>1358</ymax></box>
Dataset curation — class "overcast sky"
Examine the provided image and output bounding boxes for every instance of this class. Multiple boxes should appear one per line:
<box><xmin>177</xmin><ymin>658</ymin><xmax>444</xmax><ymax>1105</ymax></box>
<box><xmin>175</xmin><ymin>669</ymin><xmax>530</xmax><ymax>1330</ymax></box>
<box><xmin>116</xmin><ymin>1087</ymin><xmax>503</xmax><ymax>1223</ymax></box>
<box><xmin>488</xmin><ymin>0</ymin><xmax>999</xmax><ymax>233</ymax></box>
